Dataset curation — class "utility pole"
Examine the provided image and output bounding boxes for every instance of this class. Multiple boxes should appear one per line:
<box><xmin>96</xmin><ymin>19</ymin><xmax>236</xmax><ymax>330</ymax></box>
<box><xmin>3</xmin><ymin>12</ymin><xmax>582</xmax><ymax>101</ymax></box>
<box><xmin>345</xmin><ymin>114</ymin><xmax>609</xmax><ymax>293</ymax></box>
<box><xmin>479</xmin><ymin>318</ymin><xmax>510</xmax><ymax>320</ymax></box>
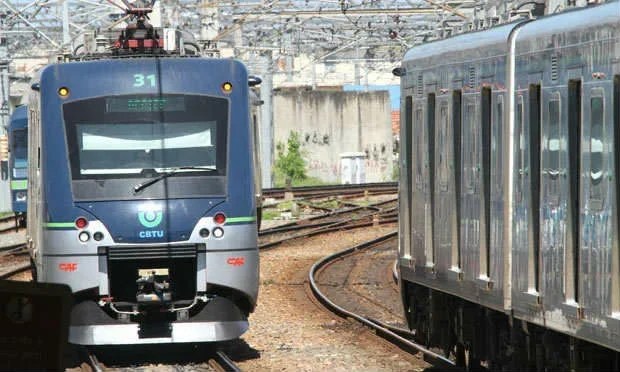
<box><xmin>259</xmin><ymin>50</ymin><xmax>274</xmax><ymax>188</ymax></box>
<box><xmin>0</xmin><ymin>36</ymin><xmax>10</xmax><ymax>211</ymax></box>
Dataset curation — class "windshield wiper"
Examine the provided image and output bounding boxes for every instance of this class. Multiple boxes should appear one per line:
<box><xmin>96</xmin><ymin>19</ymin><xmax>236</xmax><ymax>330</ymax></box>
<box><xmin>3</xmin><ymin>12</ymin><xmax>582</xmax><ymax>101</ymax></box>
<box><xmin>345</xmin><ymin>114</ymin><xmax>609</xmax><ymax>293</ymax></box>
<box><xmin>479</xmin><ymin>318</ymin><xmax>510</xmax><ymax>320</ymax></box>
<box><xmin>133</xmin><ymin>166</ymin><xmax>216</xmax><ymax>193</ymax></box>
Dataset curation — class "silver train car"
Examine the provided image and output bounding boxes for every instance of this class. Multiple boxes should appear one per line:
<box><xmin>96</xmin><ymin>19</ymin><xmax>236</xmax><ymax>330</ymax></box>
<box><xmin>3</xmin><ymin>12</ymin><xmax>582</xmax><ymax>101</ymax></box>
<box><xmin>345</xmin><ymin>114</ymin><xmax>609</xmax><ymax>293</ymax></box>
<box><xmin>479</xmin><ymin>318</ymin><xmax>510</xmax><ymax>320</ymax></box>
<box><xmin>396</xmin><ymin>1</ymin><xmax>620</xmax><ymax>369</ymax></box>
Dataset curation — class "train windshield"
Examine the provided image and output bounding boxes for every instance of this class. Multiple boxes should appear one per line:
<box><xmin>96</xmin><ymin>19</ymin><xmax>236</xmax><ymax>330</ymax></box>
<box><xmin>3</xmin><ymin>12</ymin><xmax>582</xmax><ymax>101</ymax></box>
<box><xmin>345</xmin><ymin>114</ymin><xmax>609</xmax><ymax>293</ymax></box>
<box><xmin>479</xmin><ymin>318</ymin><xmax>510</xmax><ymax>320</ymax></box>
<box><xmin>63</xmin><ymin>94</ymin><xmax>228</xmax><ymax>179</ymax></box>
<box><xmin>11</xmin><ymin>129</ymin><xmax>28</xmax><ymax>178</ymax></box>
<box><xmin>63</xmin><ymin>94</ymin><xmax>229</xmax><ymax>200</ymax></box>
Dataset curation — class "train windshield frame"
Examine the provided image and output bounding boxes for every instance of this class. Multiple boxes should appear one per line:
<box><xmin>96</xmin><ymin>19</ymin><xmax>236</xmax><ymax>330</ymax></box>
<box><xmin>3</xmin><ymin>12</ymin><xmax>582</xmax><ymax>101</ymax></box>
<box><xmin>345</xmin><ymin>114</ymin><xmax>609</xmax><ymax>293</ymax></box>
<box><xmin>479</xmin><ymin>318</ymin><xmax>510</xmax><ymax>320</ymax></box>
<box><xmin>62</xmin><ymin>94</ymin><xmax>229</xmax><ymax>201</ymax></box>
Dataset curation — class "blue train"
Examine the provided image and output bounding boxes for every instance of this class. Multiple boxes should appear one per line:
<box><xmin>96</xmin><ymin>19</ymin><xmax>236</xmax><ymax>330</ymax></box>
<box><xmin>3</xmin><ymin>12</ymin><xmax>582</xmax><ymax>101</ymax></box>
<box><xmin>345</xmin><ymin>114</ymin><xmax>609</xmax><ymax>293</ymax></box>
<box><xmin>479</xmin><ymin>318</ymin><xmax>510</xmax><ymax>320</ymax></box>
<box><xmin>8</xmin><ymin>105</ymin><xmax>28</xmax><ymax>227</ymax></box>
<box><xmin>26</xmin><ymin>5</ymin><xmax>262</xmax><ymax>345</ymax></box>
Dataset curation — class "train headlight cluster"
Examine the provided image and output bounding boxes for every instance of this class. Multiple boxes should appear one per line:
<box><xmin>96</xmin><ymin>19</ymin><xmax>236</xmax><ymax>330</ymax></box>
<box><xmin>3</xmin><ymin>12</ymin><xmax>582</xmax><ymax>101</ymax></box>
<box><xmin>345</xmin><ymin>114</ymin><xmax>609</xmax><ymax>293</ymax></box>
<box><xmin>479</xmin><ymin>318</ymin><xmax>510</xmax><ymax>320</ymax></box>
<box><xmin>78</xmin><ymin>231</ymin><xmax>90</xmax><ymax>242</ymax></box>
<box><xmin>212</xmin><ymin>227</ymin><xmax>224</xmax><ymax>238</ymax></box>
<box><xmin>15</xmin><ymin>192</ymin><xmax>26</xmax><ymax>202</ymax></box>
<box><xmin>214</xmin><ymin>212</ymin><xmax>226</xmax><ymax>225</ymax></box>
<box><xmin>58</xmin><ymin>87</ymin><xmax>70</xmax><ymax>98</ymax></box>
<box><xmin>75</xmin><ymin>217</ymin><xmax>88</xmax><ymax>229</ymax></box>
<box><xmin>221</xmin><ymin>82</ymin><xmax>233</xmax><ymax>94</ymax></box>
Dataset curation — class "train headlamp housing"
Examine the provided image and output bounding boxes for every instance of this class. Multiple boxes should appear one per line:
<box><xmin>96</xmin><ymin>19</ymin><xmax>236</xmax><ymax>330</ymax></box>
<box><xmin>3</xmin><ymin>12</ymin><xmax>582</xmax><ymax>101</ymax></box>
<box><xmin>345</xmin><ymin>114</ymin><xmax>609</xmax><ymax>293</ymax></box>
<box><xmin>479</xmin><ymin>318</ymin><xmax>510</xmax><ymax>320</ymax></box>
<box><xmin>212</xmin><ymin>227</ymin><xmax>224</xmax><ymax>238</ymax></box>
<box><xmin>78</xmin><ymin>231</ymin><xmax>90</xmax><ymax>242</ymax></box>
<box><xmin>58</xmin><ymin>87</ymin><xmax>70</xmax><ymax>98</ymax></box>
<box><xmin>213</xmin><ymin>212</ymin><xmax>226</xmax><ymax>225</ymax></box>
<box><xmin>75</xmin><ymin>217</ymin><xmax>88</xmax><ymax>229</ymax></box>
<box><xmin>221</xmin><ymin>82</ymin><xmax>233</xmax><ymax>94</ymax></box>
<box><xmin>15</xmin><ymin>191</ymin><xmax>26</xmax><ymax>202</ymax></box>
<box><xmin>93</xmin><ymin>232</ymin><xmax>104</xmax><ymax>241</ymax></box>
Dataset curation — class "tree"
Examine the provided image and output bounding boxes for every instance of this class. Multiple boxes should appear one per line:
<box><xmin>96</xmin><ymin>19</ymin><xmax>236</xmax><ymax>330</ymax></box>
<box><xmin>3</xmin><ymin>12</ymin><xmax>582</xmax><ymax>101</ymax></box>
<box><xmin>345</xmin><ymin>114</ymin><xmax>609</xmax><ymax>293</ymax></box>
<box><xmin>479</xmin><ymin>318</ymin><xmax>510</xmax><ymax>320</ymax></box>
<box><xmin>275</xmin><ymin>131</ymin><xmax>307</xmax><ymax>182</ymax></box>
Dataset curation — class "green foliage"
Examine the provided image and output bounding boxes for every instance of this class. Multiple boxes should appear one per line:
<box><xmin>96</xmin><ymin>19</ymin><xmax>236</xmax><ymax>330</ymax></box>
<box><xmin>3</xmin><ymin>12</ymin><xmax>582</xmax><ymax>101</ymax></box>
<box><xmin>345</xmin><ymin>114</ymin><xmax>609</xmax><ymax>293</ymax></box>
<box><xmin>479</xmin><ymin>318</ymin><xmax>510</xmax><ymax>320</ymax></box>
<box><xmin>275</xmin><ymin>131</ymin><xmax>308</xmax><ymax>183</ymax></box>
<box><xmin>392</xmin><ymin>161</ymin><xmax>400</xmax><ymax>181</ymax></box>
<box><xmin>273</xmin><ymin>172</ymin><xmax>325</xmax><ymax>187</ymax></box>
<box><xmin>261</xmin><ymin>210</ymin><xmax>280</xmax><ymax>221</ymax></box>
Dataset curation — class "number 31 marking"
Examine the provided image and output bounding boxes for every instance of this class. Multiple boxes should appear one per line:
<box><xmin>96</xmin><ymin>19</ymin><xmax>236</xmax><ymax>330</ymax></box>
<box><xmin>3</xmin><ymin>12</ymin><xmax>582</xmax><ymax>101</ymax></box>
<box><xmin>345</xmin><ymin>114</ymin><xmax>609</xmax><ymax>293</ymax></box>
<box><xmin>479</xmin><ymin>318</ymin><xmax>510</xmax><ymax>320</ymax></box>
<box><xmin>134</xmin><ymin>74</ymin><xmax>157</xmax><ymax>87</ymax></box>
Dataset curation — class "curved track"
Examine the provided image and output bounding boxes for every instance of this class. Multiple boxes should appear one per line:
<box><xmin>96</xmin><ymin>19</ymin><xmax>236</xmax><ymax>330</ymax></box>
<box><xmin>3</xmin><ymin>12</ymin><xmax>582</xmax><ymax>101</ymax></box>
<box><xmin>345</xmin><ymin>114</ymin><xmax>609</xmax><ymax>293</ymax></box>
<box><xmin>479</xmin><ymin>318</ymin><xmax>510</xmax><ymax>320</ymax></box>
<box><xmin>308</xmin><ymin>232</ymin><xmax>456</xmax><ymax>369</ymax></box>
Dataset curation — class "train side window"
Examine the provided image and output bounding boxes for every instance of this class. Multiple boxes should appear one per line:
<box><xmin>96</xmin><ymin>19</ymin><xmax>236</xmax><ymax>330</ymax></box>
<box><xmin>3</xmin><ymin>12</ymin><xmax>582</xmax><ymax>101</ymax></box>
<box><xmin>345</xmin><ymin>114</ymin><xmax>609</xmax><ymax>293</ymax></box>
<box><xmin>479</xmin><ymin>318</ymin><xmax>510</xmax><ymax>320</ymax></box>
<box><xmin>493</xmin><ymin>95</ymin><xmax>503</xmax><ymax>196</ymax></box>
<box><xmin>464</xmin><ymin>101</ymin><xmax>477</xmax><ymax>193</ymax></box>
<box><xmin>516</xmin><ymin>95</ymin><xmax>525</xmax><ymax>202</ymax></box>
<box><xmin>589</xmin><ymin>90</ymin><xmax>606</xmax><ymax>208</ymax></box>
<box><xmin>414</xmin><ymin>107</ymin><xmax>424</xmax><ymax>191</ymax></box>
<box><xmin>405</xmin><ymin>96</ymin><xmax>413</xmax><ymax>195</ymax></box>
<box><xmin>546</xmin><ymin>93</ymin><xmax>561</xmax><ymax>205</ymax></box>
<box><xmin>438</xmin><ymin>101</ymin><xmax>450</xmax><ymax>190</ymax></box>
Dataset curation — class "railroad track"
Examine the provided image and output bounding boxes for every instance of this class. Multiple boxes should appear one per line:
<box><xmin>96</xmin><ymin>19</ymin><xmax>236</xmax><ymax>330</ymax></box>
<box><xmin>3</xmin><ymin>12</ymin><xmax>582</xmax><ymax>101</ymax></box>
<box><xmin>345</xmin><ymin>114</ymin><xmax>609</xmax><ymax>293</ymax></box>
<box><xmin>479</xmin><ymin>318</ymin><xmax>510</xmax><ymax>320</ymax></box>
<box><xmin>263</xmin><ymin>182</ymin><xmax>397</xmax><ymax>199</ymax></box>
<box><xmin>0</xmin><ymin>262</ymin><xmax>31</xmax><ymax>280</ymax></box>
<box><xmin>308</xmin><ymin>232</ymin><xmax>456</xmax><ymax>370</ymax></box>
<box><xmin>73</xmin><ymin>344</ymin><xmax>242</xmax><ymax>371</ymax></box>
<box><xmin>259</xmin><ymin>198</ymin><xmax>397</xmax><ymax>249</ymax></box>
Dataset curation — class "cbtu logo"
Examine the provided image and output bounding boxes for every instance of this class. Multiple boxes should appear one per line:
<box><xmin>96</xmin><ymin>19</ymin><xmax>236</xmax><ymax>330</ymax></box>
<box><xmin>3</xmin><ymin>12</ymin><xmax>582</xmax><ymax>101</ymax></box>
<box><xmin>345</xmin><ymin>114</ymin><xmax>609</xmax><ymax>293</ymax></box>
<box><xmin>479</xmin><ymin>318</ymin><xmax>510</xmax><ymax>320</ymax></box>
<box><xmin>138</xmin><ymin>209</ymin><xmax>164</xmax><ymax>239</ymax></box>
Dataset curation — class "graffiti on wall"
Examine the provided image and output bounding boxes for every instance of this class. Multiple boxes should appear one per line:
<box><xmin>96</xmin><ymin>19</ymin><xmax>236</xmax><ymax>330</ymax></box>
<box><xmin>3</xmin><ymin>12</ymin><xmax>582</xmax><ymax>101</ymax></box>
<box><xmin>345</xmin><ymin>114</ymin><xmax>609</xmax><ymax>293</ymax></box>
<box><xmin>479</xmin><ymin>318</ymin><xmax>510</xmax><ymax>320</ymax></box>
<box><xmin>304</xmin><ymin>132</ymin><xmax>330</xmax><ymax>146</ymax></box>
<box><xmin>303</xmin><ymin>141</ymin><xmax>392</xmax><ymax>182</ymax></box>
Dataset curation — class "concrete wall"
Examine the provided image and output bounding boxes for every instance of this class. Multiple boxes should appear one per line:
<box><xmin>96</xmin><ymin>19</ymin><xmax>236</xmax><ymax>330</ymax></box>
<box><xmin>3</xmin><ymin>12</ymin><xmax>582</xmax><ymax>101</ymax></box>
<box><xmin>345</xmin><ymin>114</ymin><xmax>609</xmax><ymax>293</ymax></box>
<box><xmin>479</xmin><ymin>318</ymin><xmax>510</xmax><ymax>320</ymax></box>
<box><xmin>273</xmin><ymin>88</ymin><xmax>393</xmax><ymax>184</ymax></box>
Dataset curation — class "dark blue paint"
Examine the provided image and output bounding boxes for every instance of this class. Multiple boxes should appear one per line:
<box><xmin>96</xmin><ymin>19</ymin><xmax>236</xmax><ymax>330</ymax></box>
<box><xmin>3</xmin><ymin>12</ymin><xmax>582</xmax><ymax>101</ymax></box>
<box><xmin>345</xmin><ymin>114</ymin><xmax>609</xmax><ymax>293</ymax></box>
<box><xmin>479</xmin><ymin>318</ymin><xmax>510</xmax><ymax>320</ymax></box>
<box><xmin>38</xmin><ymin>58</ymin><xmax>257</xmax><ymax>243</ymax></box>
<box><xmin>9</xmin><ymin>105</ymin><xmax>28</xmax><ymax>214</ymax></box>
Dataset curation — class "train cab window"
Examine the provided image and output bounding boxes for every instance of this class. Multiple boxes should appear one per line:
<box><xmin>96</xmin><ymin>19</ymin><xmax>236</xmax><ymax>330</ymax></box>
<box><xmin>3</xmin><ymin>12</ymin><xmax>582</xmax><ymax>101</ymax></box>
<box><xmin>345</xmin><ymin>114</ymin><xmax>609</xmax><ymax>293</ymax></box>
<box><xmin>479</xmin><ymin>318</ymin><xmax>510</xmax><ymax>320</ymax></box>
<box><xmin>63</xmin><ymin>94</ymin><xmax>227</xmax><ymax>180</ymax></box>
<box><xmin>63</xmin><ymin>94</ymin><xmax>229</xmax><ymax>200</ymax></box>
<box><xmin>11</xmin><ymin>129</ymin><xmax>28</xmax><ymax>179</ymax></box>
<box><xmin>590</xmin><ymin>92</ymin><xmax>606</xmax><ymax>208</ymax></box>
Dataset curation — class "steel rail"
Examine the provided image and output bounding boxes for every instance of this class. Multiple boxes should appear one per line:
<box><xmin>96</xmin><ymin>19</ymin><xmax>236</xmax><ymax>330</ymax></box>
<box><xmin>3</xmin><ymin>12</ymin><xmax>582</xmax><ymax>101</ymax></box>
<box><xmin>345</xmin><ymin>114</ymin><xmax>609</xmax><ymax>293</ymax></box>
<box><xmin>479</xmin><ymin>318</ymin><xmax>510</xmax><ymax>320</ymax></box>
<box><xmin>0</xmin><ymin>263</ymin><xmax>32</xmax><ymax>280</ymax></box>
<box><xmin>308</xmin><ymin>231</ymin><xmax>456</xmax><ymax>369</ymax></box>
<box><xmin>208</xmin><ymin>350</ymin><xmax>242</xmax><ymax>372</ymax></box>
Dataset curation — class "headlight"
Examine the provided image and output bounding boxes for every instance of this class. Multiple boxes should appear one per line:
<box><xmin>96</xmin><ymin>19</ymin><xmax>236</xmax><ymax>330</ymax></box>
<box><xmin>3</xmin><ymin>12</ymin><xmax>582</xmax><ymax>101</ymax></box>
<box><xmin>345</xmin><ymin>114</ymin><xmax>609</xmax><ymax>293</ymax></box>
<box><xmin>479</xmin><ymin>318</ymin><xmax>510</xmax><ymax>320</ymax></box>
<box><xmin>15</xmin><ymin>192</ymin><xmax>26</xmax><ymax>202</ymax></box>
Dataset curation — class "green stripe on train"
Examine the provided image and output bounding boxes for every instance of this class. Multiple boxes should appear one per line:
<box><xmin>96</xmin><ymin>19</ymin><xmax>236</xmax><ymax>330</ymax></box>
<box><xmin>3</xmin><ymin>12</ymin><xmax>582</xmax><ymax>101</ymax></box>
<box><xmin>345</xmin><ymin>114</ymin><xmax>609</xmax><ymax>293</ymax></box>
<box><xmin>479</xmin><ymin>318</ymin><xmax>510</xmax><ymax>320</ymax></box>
<box><xmin>44</xmin><ymin>222</ymin><xmax>75</xmax><ymax>229</ymax></box>
<box><xmin>227</xmin><ymin>216</ymin><xmax>256</xmax><ymax>223</ymax></box>
<box><xmin>10</xmin><ymin>180</ymin><xmax>27</xmax><ymax>190</ymax></box>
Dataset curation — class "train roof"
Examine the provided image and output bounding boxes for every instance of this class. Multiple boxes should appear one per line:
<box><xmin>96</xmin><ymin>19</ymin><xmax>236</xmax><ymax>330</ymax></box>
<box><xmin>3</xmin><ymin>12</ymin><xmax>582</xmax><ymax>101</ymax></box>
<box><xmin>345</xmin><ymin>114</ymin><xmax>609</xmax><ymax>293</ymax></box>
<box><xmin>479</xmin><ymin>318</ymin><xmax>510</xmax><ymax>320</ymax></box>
<box><xmin>401</xmin><ymin>21</ymin><xmax>523</xmax><ymax>69</ymax></box>
<box><xmin>515</xmin><ymin>0</ymin><xmax>620</xmax><ymax>52</ymax></box>
<box><xmin>9</xmin><ymin>105</ymin><xmax>28</xmax><ymax>124</ymax></box>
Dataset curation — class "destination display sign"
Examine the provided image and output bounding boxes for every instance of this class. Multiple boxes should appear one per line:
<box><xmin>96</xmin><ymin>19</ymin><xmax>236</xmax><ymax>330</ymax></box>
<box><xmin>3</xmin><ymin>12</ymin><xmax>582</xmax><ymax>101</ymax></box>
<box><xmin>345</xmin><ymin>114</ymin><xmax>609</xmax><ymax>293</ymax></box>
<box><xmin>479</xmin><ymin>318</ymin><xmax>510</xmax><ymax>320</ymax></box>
<box><xmin>105</xmin><ymin>96</ymin><xmax>186</xmax><ymax>113</ymax></box>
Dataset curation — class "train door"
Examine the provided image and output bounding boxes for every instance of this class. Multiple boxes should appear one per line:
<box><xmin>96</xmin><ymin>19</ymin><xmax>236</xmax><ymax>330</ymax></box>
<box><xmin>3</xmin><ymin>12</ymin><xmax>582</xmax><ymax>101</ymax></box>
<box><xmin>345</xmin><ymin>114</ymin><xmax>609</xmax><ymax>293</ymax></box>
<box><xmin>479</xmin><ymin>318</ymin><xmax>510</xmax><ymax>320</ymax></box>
<box><xmin>540</xmin><ymin>86</ymin><xmax>566</xmax><ymax>306</ymax></box>
<box><xmin>488</xmin><ymin>91</ymin><xmax>504</xmax><ymax>289</ymax></box>
<box><xmin>511</xmin><ymin>83</ymin><xmax>543</xmax><ymax>313</ymax></box>
<box><xmin>434</xmin><ymin>95</ymin><xmax>452</xmax><ymax>272</ymax></box>
<box><xmin>425</xmin><ymin>92</ymin><xmax>436</xmax><ymax>270</ymax></box>
<box><xmin>461</xmin><ymin>92</ymin><xmax>481</xmax><ymax>284</ymax></box>
<box><xmin>580</xmin><ymin>82</ymin><xmax>615</xmax><ymax>322</ymax></box>
<box><xmin>399</xmin><ymin>95</ymin><xmax>413</xmax><ymax>261</ymax></box>
<box><xmin>411</xmin><ymin>101</ymin><xmax>426</xmax><ymax>267</ymax></box>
